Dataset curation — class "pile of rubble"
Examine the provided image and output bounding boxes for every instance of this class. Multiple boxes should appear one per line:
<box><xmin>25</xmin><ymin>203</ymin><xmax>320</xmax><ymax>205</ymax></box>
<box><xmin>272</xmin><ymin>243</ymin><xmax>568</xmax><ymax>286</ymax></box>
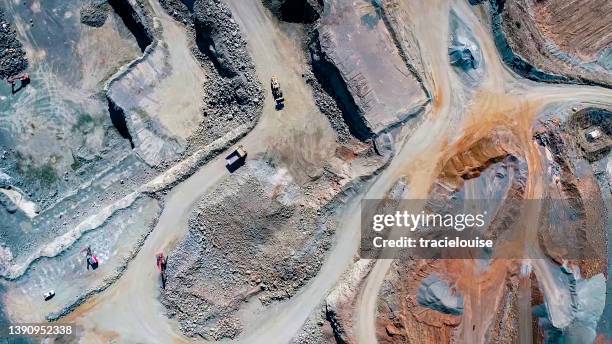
<box><xmin>0</xmin><ymin>8</ymin><xmax>28</xmax><ymax>80</ymax></box>
<box><xmin>80</xmin><ymin>0</ymin><xmax>110</xmax><ymax>28</ymax></box>
<box><xmin>161</xmin><ymin>159</ymin><xmax>336</xmax><ymax>339</ymax></box>
<box><xmin>187</xmin><ymin>0</ymin><xmax>264</xmax><ymax>148</ymax></box>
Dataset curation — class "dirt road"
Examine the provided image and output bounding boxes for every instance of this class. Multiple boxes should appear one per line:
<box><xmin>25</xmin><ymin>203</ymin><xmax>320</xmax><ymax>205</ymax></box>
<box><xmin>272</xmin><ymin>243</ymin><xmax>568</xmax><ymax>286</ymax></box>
<box><xmin>60</xmin><ymin>0</ymin><xmax>339</xmax><ymax>342</ymax></box>
<box><xmin>4</xmin><ymin>0</ymin><xmax>611</xmax><ymax>343</ymax></box>
<box><xmin>353</xmin><ymin>1</ymin><xmax>612</xmax><ymax>343</ymax></box>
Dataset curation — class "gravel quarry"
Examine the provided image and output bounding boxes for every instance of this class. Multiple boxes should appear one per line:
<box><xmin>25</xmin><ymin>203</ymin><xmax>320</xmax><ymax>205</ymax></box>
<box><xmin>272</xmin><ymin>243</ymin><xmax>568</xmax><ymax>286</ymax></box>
<box><xmin>0</xmin><ymin>0</ymin><xmax>610</xmax><ymax>343</ymax></box>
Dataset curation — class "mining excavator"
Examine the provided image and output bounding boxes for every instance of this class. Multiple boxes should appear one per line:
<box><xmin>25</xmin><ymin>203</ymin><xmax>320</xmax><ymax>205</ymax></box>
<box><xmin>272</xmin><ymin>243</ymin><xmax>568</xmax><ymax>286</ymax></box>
<box><xmin>7</xmin><ymin>72</ymin><xmax>29</xmax><ymax>84</ymax></box>
<box><xmin>270</xmin><ymin>75</ymin><xmax>284</xmax><ymax>109</ymax></box>
<box><xmin>7</xmin><ymin>72</ymin><xmax>30</xmax><ymax>93</ymax></box>
<box><xmin>82</xmin><ymin>246</ymin><xmax>99</xmax><ymax>270</ymax></box>
<box><xmin>156</xmin><ymin>252</ymin><xmax>168</xmax><ymax>289</ymax></box>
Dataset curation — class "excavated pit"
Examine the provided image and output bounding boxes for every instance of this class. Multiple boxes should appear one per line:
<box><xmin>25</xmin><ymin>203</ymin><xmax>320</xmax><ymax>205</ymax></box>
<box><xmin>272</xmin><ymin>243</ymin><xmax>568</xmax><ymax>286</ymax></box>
<box><xmin>565</xmin><ymin>107</ymin><xmax>612</xmax><ymax>162</ymax></box>
<box><xmin>488</xmin><ymin>0</ymin><xmax>612</xmax><ymax>88</ymax></box>
<box><xmin>263</xmin><ymin>0</ymin><xmax>320</xmax><ymax>24</ymax></box>
<box><xmin>309</xmin><ymin>33</ymin><xmax>373</xmax><ymax>141</ymax></box>
<box><xmin>107</xmin><ymin>98</ymin><xmax>134</xmax><ymax>148</ymax></box>
<box><xmin>107</xmin><ymin>0</ymin><xmax>154</xmax><ymax>52</ymax></box>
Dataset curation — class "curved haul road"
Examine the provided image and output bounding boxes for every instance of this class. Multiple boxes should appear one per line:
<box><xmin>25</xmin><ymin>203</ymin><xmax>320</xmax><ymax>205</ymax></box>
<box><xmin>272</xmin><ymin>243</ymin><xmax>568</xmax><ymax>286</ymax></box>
<box><xmin>65</xmin><ymin>0</ymin><xmax>342</xmax><ymax>342</ymax></box>
<box><xmin>354</xmin><ymin>1</ymin><xmax>612</xmax><ymax>343</ymax></box>
<box><xmin>35</xmin><ymin>0</ymin><xmax>612</xmax><ymax>343</ymax></box>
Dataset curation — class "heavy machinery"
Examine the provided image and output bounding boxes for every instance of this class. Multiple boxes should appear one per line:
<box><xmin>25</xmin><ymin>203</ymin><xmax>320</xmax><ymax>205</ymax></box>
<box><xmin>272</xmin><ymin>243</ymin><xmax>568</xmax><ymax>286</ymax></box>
<box><xmin>82</xmin><ymin>246</ymin><xmax>99</xmax><ymax>270</ymax></box>
<box><xmin>270</xmin><ymin>75</ymin><xmax>284</xmax><ymax>109</ymax></box>
<box><xmin>7</xmin><ymin>72</ymin><xmax>29</xmax><ymax>84</ymax></box>
<box><xmin>7</xmin><ymin>72</ymin><xmax>29</xmax><ymax>93</ymax></box>
<box><xmin>156</xmin><ymin>252</ymin><xmax>167</xmax><ymax>289</ymax></box>
<box><xmin>43</xmin><ymin>290</ymin><xmax>55</xmax><ymax>301</ymax></box>
<box><xmin>225</xmin><ymin>145</ymin><xmax>247</xmax><ymax>172</ymax></box>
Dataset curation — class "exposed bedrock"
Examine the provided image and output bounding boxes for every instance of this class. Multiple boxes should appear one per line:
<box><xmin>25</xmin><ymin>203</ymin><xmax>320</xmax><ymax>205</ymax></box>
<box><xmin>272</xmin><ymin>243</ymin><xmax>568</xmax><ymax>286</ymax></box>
<box><xmin>417</xmin><ymin>274</ymin><xmax>464</xmax><ymax>316</ymax></box>
<box><xmin>311</xmin><ymin>0</ymin><xmax>427</xmax><ymax>139</ymax></box>
<box><xmin>533</xmin><ymin>108</ymin><xmax>609</xmax><ymax>272</ymax></box>
<box><xmin>428</xmin><ymin>129</ymin><xmax>528</xmax><ymax>202</ymax></box>
<box><xmin>376</xmin><ymin>260</ymin><xmax>464</xmax><ymax>344</ymax></box>
<box><xmin>0</xmin><ymin>0</ymin><xmax>156</xmax><ymax>282</ymax></box>
<box><xmin>372</xmin><ymin>120</ymin><xmax>607</xmax><ymax>342</ymax></box>
<box><xmin>0</xmin><ymin>8</ymin><xmax>28</xmax><ymax>79</ymax></box>
<box><xmin>107</xmin><ymin>0</ymin><xmax>154</xmax><ymax>52</ymax></box>
<box><xmin>309</xmin><ymin>33</ymin><xmax>373</xmax><ymax>141</ymax></box>
<box><xmin>487</xmin><ymin>0</ymin><xmax>612</xmax><ymax>88</ymax></box>
<box><xmin>107</xmin><ymin>97</ymin><xmax>135</xmax><ymax>148</ymax></box>
<box><xmin>532</xmin><ymin>267</ymin><xmax>606</xmax><ymax>344</ymax></box>
<box><xmin>80</xmin><ymin>0</ymin><xmax>110</xmax><ymax>28</ymax></box>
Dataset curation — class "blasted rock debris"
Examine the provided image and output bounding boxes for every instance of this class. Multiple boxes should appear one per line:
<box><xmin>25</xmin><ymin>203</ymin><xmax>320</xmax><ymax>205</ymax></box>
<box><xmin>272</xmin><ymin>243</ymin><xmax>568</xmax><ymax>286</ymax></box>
<box><xmin>0</xmin><ymin>8</ymin><xmax>28</xmax><ymax>80</ymax></box>
<box><xmin>80</xmin><ymin>0</ymin><xmax>110</xmax><ymax>28</ymax></box>
<box><xmin>161</xmin><ymin>159</ymin><xmax>334</xmax><ymax>340</ymax></box>
<box><xmin>187</xmin><ymin>0</ymin><xmax>264</xmax><ymax>148</ymax></box>
<box><xmin>0</xmin><ymin>0</ymin><xmax>611</xmax><ymax>342</ymax></box>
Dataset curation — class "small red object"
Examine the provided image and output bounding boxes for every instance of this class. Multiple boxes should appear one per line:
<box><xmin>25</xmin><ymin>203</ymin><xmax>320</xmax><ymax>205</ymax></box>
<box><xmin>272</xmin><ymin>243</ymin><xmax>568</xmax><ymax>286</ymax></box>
<box><xmin>156</xmin><ymin>252</ymin><xmax>166</xmax><ymax>273</ymax></box>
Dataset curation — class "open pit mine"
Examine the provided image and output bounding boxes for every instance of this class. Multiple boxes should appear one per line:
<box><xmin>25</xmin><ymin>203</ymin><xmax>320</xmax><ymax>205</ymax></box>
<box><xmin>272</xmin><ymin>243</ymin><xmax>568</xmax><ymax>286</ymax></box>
<box><xmin>0</xmin><ymin>0</ymin><xmax>610</xmax><ymax>343</ymax></box>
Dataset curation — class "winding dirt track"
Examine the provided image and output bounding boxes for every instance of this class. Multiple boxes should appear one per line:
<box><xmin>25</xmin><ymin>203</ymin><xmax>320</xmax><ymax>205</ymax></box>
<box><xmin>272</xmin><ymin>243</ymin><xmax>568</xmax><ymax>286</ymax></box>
<box><xmin>5</xmin><ymin>0</ymin><xmax>612</xmax><ymax>343</ymax></box>
<box><xmin>62</xmin><ymin>0</ymin><xmax>340</xmax><ymax>342</ymax></box>
<box><xmin>354</xmin><ymin>1</ymin><xmax>612</xmax><ymax>343</ymax></box>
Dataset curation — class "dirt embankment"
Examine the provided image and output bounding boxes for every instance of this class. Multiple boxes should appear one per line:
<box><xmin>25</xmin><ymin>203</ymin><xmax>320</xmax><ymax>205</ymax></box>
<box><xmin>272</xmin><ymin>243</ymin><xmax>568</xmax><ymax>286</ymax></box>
<box><xmin>370</xmin><ymin>115</ymin><xmax>608</xmax><ymax>343</ymax></box>
<box><xmin>0</xmin><ymin>8</ymin><xmax>28</xmax><ymax>79</ymax></box>
<box><xmin>107</xmin><ymin>0</ymin><xmax>155</xmax><ymax>52</ymax></box>
<box><xmin>488</xmin><ymin>0</ymin><xmax>612</xmax><ymax>88</ymax></box>
<box><xmin>534</xmin><ymin>108</ymin><xmax>609</xmax><ymax>274</ymax></box>
<box><xmin>162</xmin><ymin>143</ymin><xmax>386</xmax><ymax>340</ymax></box>
<box><xmin>158</xmin><ymin>0</ymin><xmax>264</xmax><ymax>151</ymax></box>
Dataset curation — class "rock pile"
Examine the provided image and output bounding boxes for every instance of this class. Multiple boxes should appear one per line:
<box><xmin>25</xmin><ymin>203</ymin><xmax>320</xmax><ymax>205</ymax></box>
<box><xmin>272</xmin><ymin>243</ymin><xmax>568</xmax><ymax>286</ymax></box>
<box><xmin>188</xmin><ymin>0</ymin><xmax>264</xmax><ymax>147</ymax></box>
<box><xmin>0</xmin><ymin>8</ymin><xmax>28</xmax><ymax>80</ymax></box>
<box><xmin>80</xmin><ymin>0</ymin><xmax>110</xmax><ymax>28</ymax></box>
<box><xmin>162</xmin><ymin>159</ymin><xmax>332</xmax><ymax>339</ymax></box>
<box><xmin>417</xmin><ymin>274</ymin><xmax>464</xmax><ymax>316</ymax></box>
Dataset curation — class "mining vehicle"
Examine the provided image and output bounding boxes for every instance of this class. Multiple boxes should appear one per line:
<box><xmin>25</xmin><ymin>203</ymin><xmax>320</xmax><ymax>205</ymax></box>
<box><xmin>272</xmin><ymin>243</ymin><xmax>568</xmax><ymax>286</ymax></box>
<box><xmin>7</xmin><ymin>73</ymin><xmax>29</xmax><ymax>84</ymax></box>
<box><xmin>225</xmin><ymin>145</ymin><xmax>247</xmax><ymax>172</ymax></box>
<box><xmin>43</xmin><ymin>290</ymin><xmax>55</xmax><ymax>301</ymax></box>
<box><xmin>156</xmin><ymin>252</ymin><xmax>167</xmax><ymax>289</ymax></box>
<box><xmin>270</xmin><ymin>75</ymin><xmax>285</xmax><ymax>109</ymax></box>
<box><xmin>7</xmin><ymin>72</ymin><xmax>30</xmax><ymax>93</ymax></box>
<box><xmin>82</xmin><ymin>246</ymin><xmax>99</xmax><ymax>270</ymax></box>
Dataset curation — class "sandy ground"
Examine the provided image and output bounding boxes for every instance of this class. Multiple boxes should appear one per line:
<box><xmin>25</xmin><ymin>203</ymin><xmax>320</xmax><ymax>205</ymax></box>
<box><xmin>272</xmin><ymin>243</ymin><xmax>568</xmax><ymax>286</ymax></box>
<box><xmin>142</xmin><ymin>0</ymin><xmax>206</xmax><ymax>140</ymax></box>
<box><xmin>55</xmin><ymin>0</ymin><xmax>339</xmax><ymax>342</ymax></box>
<box><xmin>3</xmin><ymin>0</ymin><xmax>611</xmax><ymax>343</ymax></box>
